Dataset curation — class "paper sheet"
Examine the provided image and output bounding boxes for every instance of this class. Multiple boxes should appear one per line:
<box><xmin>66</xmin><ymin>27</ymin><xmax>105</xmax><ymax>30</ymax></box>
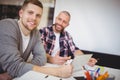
<box><xmin>72</xmin><ymin>54</ymin><xmax>93</xmax><ymax>72</ymax></box>
<box><xmin>14</xmin><ymin>71</ymin><xmax>76</xmax><ymax>80</ymax></box>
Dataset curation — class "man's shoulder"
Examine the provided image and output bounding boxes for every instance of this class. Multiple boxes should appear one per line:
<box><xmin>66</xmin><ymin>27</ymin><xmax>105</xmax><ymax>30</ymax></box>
<box><xmin>63</xmin><ymin>30</ymin><xmax>73</xmax><ymax>38</ymax></box>
<box><xmin>64</xmin><ymin>30</ymin><xmax>70</xmax><ymax>35</ymax></box>
<box><xmin>0</xmin><ymin>18</ymin><xmax>18</xmax><ymax>27</ymax></box>
<box><xmin>0</xmin><ymin>18</ymin><xmax>17</xmax><ymax>23</ymax></box>
<box><xmin>0</xmin><ymin>18</ymin><xmax>19</xmax><ymax>34</ymax></box>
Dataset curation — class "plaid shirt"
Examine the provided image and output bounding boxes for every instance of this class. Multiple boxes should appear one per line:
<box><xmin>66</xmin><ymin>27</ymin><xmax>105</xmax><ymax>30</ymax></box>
<box><xmin>40</xmin><ymin>25</ymin><xmax>79</xmax><ymax>59</ymax></box>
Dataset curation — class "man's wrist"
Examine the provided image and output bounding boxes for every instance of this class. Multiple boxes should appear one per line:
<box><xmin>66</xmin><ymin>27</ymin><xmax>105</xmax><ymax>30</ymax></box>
<box><xmin>32</xmin><ymin>65</ymin><xmax>61</xmax><ymax>77</ymax></box>
<box><xmin>46</xmin><ymin>54</ymin><xmax>52</xmax><ymax>63</ymax></box>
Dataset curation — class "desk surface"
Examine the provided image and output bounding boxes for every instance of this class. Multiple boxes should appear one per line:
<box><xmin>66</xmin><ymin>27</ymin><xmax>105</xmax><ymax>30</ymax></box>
<box><xmin>13</xmin><ymin>64</ymin><xmax>120</xmax><ymax>80</ymax></box>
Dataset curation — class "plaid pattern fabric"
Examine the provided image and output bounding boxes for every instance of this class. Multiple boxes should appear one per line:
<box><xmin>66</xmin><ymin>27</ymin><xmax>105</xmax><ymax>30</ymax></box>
<box><xmin>40</xmin><ymin>25</ymin><xmax>79</xmax><ymax>59</ymax></box>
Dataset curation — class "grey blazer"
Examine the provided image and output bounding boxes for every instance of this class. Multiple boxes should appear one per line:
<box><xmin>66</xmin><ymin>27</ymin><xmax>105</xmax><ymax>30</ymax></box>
<box><xmin>0</xmin><ymin>19</ymin><xmax>46</xmax><ymax>78</ymax></box>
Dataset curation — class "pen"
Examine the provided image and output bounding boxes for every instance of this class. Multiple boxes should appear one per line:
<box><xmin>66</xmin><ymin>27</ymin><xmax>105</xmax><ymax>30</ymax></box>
<box><xmin>95</xmin><ymin>68</ymin><xmax>100</xmax><ymax>77</ymax></box>
<box><xmin>85</xmin><ymin>71</ymin><xmax>92</xmax><ymax>80</ymax></box>
<box><xmin>83</xmin><ymin>65</ymin><xmax>87</xmax><ymax>70</ymax></box>
<box><xmin>96</xmin><ymin>71</ymin><xmax>109</xmax><ymax>80</ymax></box>
<box><xmin>65</xmin><ymin>59</ymin><xmax>73</xmax><ymax>65</ymax></box>
<box><xmin>91</xmin><ymin>71</ymin><xmax>95</xmax><ymax>80</ymax></box>
<box><xmin>45</xmin><ymin>75</ymin><xmax>49</xmax><ymax>78</ymax></box>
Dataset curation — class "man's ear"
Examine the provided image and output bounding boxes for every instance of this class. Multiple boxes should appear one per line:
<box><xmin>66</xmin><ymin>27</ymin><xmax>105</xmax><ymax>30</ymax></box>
<box><xmin>19</xmin><ymin>9</ymin><xmax>23</xmax><ymax>18</ymax></box>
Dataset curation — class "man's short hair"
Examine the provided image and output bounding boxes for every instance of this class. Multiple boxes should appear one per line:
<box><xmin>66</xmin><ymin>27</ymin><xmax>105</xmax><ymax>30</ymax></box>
<box><xmin>21</xmin><ymin>0</ymin><xmax>43</xmax><ymax>10</ymax></box>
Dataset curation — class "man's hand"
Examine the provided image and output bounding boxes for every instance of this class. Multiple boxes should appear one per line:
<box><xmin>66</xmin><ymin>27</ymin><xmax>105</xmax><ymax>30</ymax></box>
<box><xmin>48</xmin><ymin>51</ymin><xmax>71</xmax><ymax>65</ymax></box>
<box><xmin>58</xmin><ymin>64</ymin><xmax>73</xmax><ymax>78</ymax></box>
<box><xmin>0</xmin><ymin>73</ymin><xmax>12</xmax><ymax>80</ymax></box>
<box><xmin>87</xmin><ymin>58</ymin><xmax>98</xmax><ymax>67</ymax></box>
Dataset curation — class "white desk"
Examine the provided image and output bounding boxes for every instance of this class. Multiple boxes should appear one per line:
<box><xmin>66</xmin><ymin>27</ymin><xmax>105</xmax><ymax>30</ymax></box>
<box><xmin>105</xmin><ymin>67</ymin><xmax>120</xmax><ymax>80</ymax></box>
<box><xmin>13</xmin><ymin>54</ymin><xmax>120</xmax><ymax>80</ymax></box>
<box><xmin>13</xmin><ymin>64</ymin><xmax>120</xmax><ymax>80</ymax></box>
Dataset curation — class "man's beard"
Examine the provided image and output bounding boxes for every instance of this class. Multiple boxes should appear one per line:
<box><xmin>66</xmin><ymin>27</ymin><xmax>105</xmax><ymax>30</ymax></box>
<box><xmin>54</xmin><ymin>23</ymin><xmax>64</xmax><ymax>32</ymax></box>
<box><xmin>22</xmin><ymin>20</ymin><xmax>37</xmax><ymax>31</ymax></box>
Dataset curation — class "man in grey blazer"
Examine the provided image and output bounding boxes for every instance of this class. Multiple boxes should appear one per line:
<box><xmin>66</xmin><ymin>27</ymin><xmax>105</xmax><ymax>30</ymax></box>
<box><xmin>0</xmin><ymin>0</ymin><xmax>73</xmax><ymax>79</ymax></box>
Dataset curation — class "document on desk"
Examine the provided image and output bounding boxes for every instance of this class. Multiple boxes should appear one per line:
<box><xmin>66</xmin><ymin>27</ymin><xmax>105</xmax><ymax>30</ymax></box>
<box><xmin>72</xmin><ymin>54</ymin><xmax>93</xmax><ymax>72</ymax></box>
<box><xmin>15</xmin><ymin>54</ymin><xmax>92</xmax><ymax>80</ymax></box>
<box><xmin>15</xmin><ymin>70</ymin><xmax>76</xmax><ymax>80</ymax></box>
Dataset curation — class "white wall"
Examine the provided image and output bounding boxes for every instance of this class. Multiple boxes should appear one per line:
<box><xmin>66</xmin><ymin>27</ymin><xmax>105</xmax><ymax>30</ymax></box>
<box><xmin>54</xmin><ymin>0</ymin><xmax>120</xmax><ymax>55</ymax></box>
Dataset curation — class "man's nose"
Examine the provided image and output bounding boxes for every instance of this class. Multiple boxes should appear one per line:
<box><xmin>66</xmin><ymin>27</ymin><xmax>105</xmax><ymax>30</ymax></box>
<box><xmin>59</xmin><ymin>21</ymin><xmax>64</xmax><ymax>25</ymax></box>
<box><xmin>32</xmin><ymin>14</ymin><xmax>37</xmax><ymax>20</ymax></box>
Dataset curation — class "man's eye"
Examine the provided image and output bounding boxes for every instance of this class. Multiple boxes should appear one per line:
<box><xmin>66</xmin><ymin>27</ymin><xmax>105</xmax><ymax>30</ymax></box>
<box><xmin>36</xmin><ymin>15</ymin><xmax>41</xmax><ymax>18</ymax></box>
<box><xmin>63</xmin><ymin>21</ymin><xmax>67</xmax><ymax>24</ymax></box>
<box><xmin>58</xmin><ymin>18</ymin><xmax>61</xmax><ymax>21</ymax></box>
<box><xmin>28</xmin><ymin>11</ymin><xmax>33</xmax><ymax>15</ymax></box>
